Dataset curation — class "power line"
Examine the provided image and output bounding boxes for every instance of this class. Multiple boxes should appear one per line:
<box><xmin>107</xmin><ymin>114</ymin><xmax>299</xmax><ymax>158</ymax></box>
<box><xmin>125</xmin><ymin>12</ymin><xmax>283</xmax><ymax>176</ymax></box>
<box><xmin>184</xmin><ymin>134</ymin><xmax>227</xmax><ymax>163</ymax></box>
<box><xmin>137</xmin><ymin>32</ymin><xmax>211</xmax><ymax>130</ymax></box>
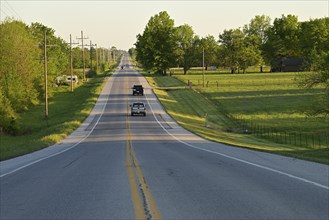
<box><xmin>0</xmin><ymin>0</ymin><xmax>10</xmax><ymax>21</ymax></box>
<box><xmin>3</xmin><ymin>0</ymin><xmax>21</xmax><ymax>20</ymax></box>
<box><xmin>0</xmin><ymin>8</ymin><xmax>10</xmax><ymax>19</ymax></box>
<box><xmin>1</xmin><ymin>0</ymin><xmax>21</xmax><ymax>20</ymax></box>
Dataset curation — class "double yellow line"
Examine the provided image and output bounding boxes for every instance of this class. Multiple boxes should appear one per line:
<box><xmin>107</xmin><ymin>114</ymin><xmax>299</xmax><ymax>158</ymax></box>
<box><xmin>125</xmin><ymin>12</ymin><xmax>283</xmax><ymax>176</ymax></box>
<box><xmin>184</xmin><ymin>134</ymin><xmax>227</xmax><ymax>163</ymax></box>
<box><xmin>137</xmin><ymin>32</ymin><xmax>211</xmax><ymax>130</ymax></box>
<box><xmin>125</xmin><ymin>98</ymin><xmax>162</xmax><ymax>220</ymax></box>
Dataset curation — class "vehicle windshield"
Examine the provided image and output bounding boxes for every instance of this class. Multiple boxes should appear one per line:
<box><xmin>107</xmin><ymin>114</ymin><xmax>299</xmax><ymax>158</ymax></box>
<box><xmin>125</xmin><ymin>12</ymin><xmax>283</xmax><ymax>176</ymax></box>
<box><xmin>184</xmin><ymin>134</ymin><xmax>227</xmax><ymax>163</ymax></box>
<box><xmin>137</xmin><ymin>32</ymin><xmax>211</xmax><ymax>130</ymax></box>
<box><xmin>132</xmin><ymin>103</ymin><xmax>144</xmax><ymax>108</ymax></box>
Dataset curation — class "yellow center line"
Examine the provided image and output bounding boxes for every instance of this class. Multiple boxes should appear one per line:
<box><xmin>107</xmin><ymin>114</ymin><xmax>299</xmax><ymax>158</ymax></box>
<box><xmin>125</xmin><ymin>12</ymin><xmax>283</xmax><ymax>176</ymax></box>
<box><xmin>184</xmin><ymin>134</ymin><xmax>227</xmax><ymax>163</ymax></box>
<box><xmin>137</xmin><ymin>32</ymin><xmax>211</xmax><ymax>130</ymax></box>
<box><xmin>125</xmin><ymin>90</ymin><xmax>162</xmax><ymax>220</ymax></box>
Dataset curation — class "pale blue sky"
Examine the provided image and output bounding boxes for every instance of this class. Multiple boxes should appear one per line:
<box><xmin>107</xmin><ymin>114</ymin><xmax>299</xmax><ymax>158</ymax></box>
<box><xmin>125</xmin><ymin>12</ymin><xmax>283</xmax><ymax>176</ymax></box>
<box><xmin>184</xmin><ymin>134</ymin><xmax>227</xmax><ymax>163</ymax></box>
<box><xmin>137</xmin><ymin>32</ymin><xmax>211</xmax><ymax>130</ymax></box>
<box><xmin>1</xmin><ymin>0</ymin><xmax>328</xmax><ymax>50</ymax></box>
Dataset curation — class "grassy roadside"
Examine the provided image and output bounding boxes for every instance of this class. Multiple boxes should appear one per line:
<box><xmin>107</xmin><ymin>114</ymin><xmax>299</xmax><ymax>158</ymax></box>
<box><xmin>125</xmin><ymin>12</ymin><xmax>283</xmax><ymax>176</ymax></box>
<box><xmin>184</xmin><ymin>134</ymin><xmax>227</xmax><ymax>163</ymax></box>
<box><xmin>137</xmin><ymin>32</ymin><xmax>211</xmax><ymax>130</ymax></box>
<box><xmin>0</xmin><ymin>69</ymin><xmax>115</xmax><ymax>161</ymax></box>
<box><xmin>145</xmin><ymin>73</ymin><xmax>329</xmax><ymax>164</ymax></box>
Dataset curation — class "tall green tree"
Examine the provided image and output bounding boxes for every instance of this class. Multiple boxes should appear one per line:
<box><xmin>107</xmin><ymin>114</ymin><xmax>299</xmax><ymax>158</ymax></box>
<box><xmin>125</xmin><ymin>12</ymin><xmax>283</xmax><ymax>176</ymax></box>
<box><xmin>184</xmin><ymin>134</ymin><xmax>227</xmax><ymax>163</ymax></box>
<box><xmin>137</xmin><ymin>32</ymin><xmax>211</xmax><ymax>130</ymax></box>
<box><xmin>237</xmin><ymin>45</ymin><xmax>262</xmax><ymax>73</ymax></box>
<box><xmin>299</xmin><ymin>17</ymin><xmax>329</xmax><ymax>70</ymax></box>
<box><xmin>128</xmin><ymin>47</ymin><xmax>136</xmax><ymax>60</ymax></box>
<box><xmin>135</xmin><ymin>11</ymin><xmax>176</xmax><ymax>74</ymax></box>
<box><xmin>263</xmin><ymin>14</ymin><xmax>302</xmax><ymax>65</ymax></box>
<box><xmin>175</xmin><ymin>24</ymin><xmax>200</xmax><ymax>74</ymax></box>
<box><xmin>200</xmin><ymin>35</ymin><xmax>220</xmax><ymax>70</ymax></box>
<box><xmin>243</xmin><ymin>15</ymin><xmax>271</xmax><ymax>71</ymax></box>
<box><xmin>219</xmin><ymin>28</ymin><xmax>262</xmax><ymax>73</ymax></box>
<box><xmin>243</xmin><ymin>15</ymin><xmax>271</xmax><ymax>45</ymax></box>
<box><xmin>218</xmin><ymin>28</ymin><xmax>245</xmax><ymax>73</ymax></box>
<box><xmin>0</xmin><ymin>19</ymin><xmax>42</xmax><ymax>132</ymax></box>
<box><xmin>0</xmin><ymin>19</ymin><xmax>41</xmax><ymax>111</ymax></box>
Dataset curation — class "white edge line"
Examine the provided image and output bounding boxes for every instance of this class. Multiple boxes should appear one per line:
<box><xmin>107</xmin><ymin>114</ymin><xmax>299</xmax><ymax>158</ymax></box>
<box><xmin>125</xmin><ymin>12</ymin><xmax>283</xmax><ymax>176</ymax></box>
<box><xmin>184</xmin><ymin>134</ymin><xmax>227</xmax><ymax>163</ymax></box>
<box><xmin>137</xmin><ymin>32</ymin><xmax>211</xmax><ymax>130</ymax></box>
<box><xmin>144</xmin><ymin>85</ymin><xmax>329</xmax><ymax>190</ymax></box>
<box><xmin>0</xmin><ymin>74</ymin><xmax>115</xmax><ymax>178</ymax></box>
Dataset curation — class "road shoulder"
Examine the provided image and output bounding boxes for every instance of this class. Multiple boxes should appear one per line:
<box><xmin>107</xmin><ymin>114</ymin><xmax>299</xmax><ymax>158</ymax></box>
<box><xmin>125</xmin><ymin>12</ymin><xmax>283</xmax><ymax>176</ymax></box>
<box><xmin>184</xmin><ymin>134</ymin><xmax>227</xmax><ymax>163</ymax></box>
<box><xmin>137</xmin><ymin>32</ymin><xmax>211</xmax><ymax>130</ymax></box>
<box><xmin>0</xmin><ymin>72</ymin><xmax>117</xmax><ymax>177</ymax></box>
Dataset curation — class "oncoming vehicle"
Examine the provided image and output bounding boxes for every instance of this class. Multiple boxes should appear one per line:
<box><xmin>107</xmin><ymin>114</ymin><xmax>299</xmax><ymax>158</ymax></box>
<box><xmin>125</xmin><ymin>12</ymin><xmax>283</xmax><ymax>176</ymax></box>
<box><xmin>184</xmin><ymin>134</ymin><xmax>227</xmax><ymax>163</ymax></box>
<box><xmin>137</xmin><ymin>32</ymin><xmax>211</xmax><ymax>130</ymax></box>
<box><xmin>130</xmin><ymin>102</ymin><xmax>146</xmax><ymax>116</ymax></box>
<box><xmin>132</xmin><ymin>85</ymin><xmax>144</xmax><ymax>96</ymax></box>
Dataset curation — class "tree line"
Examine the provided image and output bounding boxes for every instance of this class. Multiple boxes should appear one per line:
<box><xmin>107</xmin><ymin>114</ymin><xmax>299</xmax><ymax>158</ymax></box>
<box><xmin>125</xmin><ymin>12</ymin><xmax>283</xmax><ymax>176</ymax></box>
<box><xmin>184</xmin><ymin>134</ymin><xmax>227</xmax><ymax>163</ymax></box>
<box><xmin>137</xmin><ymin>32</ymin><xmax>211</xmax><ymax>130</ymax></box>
<box><xmin>134</xmin><ymin>11</ymin><xmax>329</xmax><ymax>115</ymax></box>
<box><xmin>134</xmin><ymin>12</ymin><xmax>328</xmax><ymax>75</ymax></box>
<box><xmin>0</xmin><ymin>19</ymin><xmax>121</xmax><ymax>134</ymax></box>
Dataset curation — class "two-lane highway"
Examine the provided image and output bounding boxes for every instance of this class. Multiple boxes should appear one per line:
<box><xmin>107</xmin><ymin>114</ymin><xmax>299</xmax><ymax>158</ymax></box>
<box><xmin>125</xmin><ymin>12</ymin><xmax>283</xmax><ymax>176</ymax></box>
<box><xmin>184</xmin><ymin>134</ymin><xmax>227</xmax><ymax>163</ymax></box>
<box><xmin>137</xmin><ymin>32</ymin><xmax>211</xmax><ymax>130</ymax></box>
<box><xmin>1</xmin><ymin>54</ymin><xmax>328</xmax><ymax>219</ymax></box>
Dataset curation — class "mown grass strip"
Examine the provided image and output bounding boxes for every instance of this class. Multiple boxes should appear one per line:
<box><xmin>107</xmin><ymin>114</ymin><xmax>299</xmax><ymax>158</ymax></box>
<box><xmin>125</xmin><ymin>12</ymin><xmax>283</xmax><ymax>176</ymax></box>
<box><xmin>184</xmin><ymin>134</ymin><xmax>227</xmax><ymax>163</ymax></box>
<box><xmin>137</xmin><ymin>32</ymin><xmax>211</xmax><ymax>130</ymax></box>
<box><xmin>0</xmin><ymin>70</ymin><xmax>114</xmax><ymax>161</ymax></box>
<box><xmin>146</xmin><ymin>75</ymin><xmax>329</xmax><ymax>164</ymax></box>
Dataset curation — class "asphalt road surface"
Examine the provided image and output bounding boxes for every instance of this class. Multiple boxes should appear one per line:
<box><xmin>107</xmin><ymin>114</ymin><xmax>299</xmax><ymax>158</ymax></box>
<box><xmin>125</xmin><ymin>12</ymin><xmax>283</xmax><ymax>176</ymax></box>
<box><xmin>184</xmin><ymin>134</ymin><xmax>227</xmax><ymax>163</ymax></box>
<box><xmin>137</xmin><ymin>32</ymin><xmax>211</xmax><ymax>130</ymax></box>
<box><xmin>1</xmin><ymin>54</ymin><xmax>328</xmax><ymax>220</ymax></box>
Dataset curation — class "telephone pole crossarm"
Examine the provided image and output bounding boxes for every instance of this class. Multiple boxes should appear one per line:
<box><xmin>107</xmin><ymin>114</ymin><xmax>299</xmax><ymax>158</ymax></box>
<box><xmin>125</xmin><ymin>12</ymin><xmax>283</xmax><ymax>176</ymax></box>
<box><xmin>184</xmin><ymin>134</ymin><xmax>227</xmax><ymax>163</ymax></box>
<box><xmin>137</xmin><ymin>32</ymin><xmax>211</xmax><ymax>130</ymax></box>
<box><xmin>76</xmin><ymin>31</ymin><xmax>89</xmax><ymax>81</ymax></box>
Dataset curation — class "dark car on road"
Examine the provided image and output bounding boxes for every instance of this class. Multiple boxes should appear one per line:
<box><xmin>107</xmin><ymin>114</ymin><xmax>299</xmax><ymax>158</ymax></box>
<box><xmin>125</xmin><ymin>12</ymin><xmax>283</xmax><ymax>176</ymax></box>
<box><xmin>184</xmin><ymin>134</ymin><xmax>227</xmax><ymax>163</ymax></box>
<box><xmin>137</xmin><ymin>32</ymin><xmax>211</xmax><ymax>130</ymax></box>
<box><xmin>132</xmin><ymin>85</ymin><xmax>144</xmax><ymax>96</ymax></box>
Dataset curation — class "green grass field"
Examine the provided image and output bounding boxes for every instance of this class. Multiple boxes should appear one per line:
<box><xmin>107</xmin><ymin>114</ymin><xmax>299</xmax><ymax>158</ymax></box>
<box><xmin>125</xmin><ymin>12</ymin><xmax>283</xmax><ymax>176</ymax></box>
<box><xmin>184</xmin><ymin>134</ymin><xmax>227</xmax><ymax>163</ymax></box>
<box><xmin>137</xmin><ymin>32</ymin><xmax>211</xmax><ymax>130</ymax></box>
<box><xmin>146</xmin><ymin>71</ymin><xmax>329</xmax><ymax>164</ymax></box>
<box><xmin>0</xmin><ymin>69</ymin><xmax>114</xmax><ymax>161</ymax></box>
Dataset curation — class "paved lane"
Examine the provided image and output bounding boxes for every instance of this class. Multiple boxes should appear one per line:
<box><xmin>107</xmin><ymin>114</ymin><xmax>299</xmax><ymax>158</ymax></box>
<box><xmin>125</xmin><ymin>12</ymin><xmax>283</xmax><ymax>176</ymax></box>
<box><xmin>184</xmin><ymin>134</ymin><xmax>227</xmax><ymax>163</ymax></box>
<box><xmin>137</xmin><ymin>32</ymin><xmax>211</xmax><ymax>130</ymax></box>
<box><xmin>1</xmin><ymin>58</ymin><xmax>136</xmax><ymax>219</ymax></box>
<box><xmin>1</xmin><ymin>54</ymin><xmax>328</xmax><ymax>219</ymax></box>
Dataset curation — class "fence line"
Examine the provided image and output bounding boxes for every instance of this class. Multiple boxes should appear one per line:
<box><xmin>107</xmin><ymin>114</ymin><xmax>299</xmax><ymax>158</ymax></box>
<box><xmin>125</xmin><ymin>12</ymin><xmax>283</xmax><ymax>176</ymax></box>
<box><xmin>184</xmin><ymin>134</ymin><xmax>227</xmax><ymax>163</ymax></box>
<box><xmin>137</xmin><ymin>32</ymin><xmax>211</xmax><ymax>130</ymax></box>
<box><xmin>184</xmin><ymin>80</ymin><xmax>329</xmax><ymax>149</ymax></box>
<box><xmin>232</xmin><ymin>115</ymin><xmax>329</xmax><ymax>148</ymax></box>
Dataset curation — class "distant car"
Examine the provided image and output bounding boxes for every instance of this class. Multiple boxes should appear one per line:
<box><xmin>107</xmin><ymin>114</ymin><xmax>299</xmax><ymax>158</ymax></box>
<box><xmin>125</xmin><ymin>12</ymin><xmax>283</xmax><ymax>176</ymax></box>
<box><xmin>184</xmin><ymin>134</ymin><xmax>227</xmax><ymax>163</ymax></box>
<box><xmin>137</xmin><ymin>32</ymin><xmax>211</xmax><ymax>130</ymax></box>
<box><xmin>132</xmin><ymin>85</ymin><xmax>144</xmax><ymax>96</ymax></box>
<box><xmin>130</xmin><ymin>102</ymin><xmax>146</xmax><ymax>116</ymax></box>
<box><xmin>55</xmin><ymin>75</ymin><xmax>78</xmax><ymax>86</ymax></box>
<box><xmin>66</xmin><ymin>75</ymin><xmax>78</xmax><ymax>85</ymax></box>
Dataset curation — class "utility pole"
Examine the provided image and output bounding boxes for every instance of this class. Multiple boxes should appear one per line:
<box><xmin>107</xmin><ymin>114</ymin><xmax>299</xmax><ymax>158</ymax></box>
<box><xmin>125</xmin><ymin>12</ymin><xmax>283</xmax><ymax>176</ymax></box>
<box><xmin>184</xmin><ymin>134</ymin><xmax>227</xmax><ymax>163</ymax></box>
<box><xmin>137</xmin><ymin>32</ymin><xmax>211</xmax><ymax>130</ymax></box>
<box><xmin>89</xmin><ymin>40</ymin><xmax>96</xmax><ymax>72</ymax></box>
<box><xmin>90</xmin><ymin>40</ymin><xmax>93</xmax><ymax>72</ymax></box>
<box><xmin>108</xmin><ymin>47</ymin><xmax>110</xmax><ymax>67</ymax></box>
<box><xmin>69</xmin><ymin>34</ymin><xmax>79</xmax><ymax>92</ymax></box>
<box><xmin>95</xmin><ymin>44</ymin><xmax>99</xmax><ymax>73</ymax></box>
<box><xmin>41</xmin><ymin>31</ymin><xmax>56</xmax><ymax>120</ymax></box>
<box><xmin>102</xmin><ymin>48</ymin><xmax>105</xmax><ymax>64</ymax></box>
<box><xmin>77</xmin><ymin>31</ymin><xmax>88</xmax><ymax>81</ymax></box>
<box><xmin>44</xmin><ymin>31</ymin><xmax>48</xmax><ymax>119</ymax></box>
<box><xmin>202</xmin><ymin>47</ymin><xmax>205</xmax><ymax>88</ymax></box>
